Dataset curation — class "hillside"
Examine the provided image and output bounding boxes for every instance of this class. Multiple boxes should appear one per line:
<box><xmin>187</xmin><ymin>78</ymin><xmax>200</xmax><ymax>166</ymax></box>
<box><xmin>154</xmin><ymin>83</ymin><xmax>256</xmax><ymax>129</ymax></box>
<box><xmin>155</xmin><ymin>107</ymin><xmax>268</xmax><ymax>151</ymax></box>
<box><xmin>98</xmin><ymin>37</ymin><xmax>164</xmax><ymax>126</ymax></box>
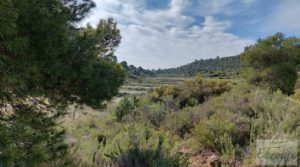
<box><xmin>156</xmin><ymin>55</ymin><xmax>241</xmax><ymax>75</ymax></box>
<box><xmin>121</xmin><ymin>56</ymin><xmax>241</xmax><ymax>78</ymax></box>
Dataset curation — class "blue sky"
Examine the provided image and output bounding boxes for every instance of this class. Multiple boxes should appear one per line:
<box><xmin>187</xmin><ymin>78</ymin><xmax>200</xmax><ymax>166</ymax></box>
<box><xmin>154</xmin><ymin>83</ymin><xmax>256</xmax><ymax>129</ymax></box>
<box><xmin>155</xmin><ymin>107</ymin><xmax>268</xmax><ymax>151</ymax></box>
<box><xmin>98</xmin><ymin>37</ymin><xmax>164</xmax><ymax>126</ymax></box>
<box><xmin>82</xmin><ymin>0</ymin><xmax>300</xmax><ymax>69</ymax></box>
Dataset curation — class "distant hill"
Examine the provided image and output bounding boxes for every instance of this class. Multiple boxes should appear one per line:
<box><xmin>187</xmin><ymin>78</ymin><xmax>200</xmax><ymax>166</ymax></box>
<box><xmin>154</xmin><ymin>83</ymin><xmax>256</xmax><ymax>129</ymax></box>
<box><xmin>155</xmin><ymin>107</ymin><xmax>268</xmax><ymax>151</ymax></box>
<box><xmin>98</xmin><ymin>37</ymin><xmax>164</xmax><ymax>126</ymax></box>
<box><xmin>121</xmin><ymin>55</ymin><xmax>242</xmax><ymax>77</ymax></box>
<box><xmin>155</xmin><ymin>55</ymin><xmax>241</xmax><ymax>75</ymax></box>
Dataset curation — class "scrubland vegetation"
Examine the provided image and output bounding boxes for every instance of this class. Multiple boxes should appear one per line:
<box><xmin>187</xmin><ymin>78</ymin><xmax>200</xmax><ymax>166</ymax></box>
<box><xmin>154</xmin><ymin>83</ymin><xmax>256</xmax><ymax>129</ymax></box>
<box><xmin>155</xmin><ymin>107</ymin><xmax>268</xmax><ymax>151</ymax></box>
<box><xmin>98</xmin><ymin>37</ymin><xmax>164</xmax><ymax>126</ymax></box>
<box><xmin>62</xmin><ymin>76</ymin><xmax>300</xmax><ymax>166</ymax></box>
<box><xmin>0</xmin><ymin>0</ymin><xmax>299</xmax><ymax>167</ymax></box>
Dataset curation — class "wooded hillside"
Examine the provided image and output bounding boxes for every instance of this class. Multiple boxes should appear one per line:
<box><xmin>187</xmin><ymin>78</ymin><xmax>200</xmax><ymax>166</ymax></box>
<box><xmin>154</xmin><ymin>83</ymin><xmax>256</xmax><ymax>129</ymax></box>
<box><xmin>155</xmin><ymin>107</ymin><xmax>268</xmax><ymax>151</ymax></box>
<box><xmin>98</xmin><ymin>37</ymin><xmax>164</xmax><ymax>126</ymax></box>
<box><xmin>156</xmin><ymin>56</ymin><xmax>241</xmax><ymax>75</ymax></box>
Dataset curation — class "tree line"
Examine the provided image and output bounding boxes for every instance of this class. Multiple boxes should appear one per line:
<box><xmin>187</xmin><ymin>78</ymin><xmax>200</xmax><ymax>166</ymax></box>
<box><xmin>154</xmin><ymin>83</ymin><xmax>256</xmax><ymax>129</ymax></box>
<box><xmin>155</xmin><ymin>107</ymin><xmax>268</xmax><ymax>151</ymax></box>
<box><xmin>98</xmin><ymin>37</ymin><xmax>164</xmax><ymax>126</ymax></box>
<box><xmin>155</xmin><ymin>55</ymin><xmax>241</xmax><ymax>75</ymax></box>
<box><xmin>121</xmin><ymin>56</ymin><xmax>241</xmax><ymax>77</ymax></box>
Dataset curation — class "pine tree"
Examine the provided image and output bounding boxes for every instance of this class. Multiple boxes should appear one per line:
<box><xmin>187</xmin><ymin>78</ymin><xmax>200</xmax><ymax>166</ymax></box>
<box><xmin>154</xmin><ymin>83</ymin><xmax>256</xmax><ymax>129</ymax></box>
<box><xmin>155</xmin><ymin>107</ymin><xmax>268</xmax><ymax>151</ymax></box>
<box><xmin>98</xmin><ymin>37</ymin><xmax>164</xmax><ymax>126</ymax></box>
<box><xmin>0</xmin><ymin>0</ymin><xmax>125</xmax><ymax>166</ymax></box>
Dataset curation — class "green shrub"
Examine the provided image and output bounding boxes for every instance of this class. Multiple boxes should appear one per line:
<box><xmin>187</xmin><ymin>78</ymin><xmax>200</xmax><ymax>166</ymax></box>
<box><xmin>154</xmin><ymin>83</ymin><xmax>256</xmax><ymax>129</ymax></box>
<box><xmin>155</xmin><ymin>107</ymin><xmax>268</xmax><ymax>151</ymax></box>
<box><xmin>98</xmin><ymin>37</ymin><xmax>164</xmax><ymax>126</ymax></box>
<box><xmin>191</xmin><ymin>84</ymin><xmax>300</xmax><ymax>164</ymax></box>
<box><xmin>148</xmin><ymin>76</ymin><xmax>231</xmax><ymax>109</ymax></box>
<box><xmin>162</xmin><ymin>95</ymin><xmax>179</xmax><ymax>112</ymax></box>
<box><xmin>140</xmin><ymin>104</ymin><xmax>167</xmax><ymax>127</ymax></box>
<box><xmin>115</xmin><ymin>96</ymin><xmax>170</xmax><ymax>127</ymax></box>
<box><xmin>114</xmin><ymin>97</ymin><xmax>135</xmax><ymax>121</ymax></box>
<box><xmin>193</xmin><ymin>112</ymin><xmax>235</xmax><ymax>158</ymax></box>
<box><xmin>107</xmin><ymin>135</ymin><xmax>187</xmax><ymax>167</ymax></box>
<box><xmin>164</xmin><ymin>107</ymin><xmax>195</xmax><ymax>138</ymax></box>
<box><xmin>177</xmin><ymin>76</ymin><xmax>231</xmax><ymax>108</ymax></box>
<box><xmin>149</xmin><ymin>86</ymin><xmax>167</xmax><ymax>103</ymax></box>
<box><xmin>95</xmin><ymin>123</ymin><xmax>187</xmax><ymax>166</ymax></box>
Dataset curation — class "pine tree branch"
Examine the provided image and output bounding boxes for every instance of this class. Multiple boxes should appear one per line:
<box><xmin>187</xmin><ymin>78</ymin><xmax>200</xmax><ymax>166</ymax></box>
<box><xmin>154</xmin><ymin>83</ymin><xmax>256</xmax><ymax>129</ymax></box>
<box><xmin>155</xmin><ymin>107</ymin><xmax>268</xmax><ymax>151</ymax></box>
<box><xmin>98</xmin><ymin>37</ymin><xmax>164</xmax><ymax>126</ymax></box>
<box><xmin>0</xmin><ymin>47</ymin><xmax>15</xmax><ymax>59</ymax></box>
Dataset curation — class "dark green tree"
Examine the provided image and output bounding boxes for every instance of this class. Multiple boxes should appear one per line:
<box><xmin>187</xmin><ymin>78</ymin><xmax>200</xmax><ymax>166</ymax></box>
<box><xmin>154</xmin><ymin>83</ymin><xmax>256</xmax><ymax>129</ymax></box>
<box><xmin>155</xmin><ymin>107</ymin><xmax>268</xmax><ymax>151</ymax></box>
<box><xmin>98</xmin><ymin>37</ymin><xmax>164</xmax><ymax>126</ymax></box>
<box><xmin>0</xmin><ymin>0</ymin><xmax>125</xmax><ymax>166</ymax></box>
<box><xmin>120</xmin><ymin>61</ymin><xmax>155</xmax><ymax>78</ymax></box>
<box><xmin>241</xmin><ymin>33</ymin><xmax>300</xmax><ymax>95</ymax></box>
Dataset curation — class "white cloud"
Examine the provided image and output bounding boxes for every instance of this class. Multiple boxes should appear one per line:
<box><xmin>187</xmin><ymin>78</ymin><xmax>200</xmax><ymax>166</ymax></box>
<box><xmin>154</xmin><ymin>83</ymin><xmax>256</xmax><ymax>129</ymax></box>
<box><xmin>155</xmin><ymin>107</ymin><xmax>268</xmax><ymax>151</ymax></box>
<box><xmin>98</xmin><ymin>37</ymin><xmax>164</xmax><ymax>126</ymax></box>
<box><xmin>82</xmin><ymin>0</ymin><xmax>254</xmax><ymax>69</ymax></box>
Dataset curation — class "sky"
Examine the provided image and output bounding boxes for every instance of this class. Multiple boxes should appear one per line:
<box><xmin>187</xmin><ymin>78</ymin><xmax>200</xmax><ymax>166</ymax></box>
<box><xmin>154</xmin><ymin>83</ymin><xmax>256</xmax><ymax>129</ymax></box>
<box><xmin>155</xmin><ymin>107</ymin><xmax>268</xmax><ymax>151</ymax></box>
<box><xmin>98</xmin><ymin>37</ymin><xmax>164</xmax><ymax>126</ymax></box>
<box><xmin>81</xmin><ymin>0</ymin><xmax>300</xmax><ymax>69</ymax></box>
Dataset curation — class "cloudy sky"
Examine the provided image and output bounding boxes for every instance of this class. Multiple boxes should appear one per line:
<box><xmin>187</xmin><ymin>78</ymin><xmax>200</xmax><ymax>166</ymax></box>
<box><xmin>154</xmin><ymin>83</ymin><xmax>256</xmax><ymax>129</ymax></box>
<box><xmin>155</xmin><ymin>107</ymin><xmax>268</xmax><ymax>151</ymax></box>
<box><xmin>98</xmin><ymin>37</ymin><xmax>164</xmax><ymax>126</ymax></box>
<box><xmin>82</xmin><ymin>0</ymin><xmax>300</xmax><ymax>69</ymax></box>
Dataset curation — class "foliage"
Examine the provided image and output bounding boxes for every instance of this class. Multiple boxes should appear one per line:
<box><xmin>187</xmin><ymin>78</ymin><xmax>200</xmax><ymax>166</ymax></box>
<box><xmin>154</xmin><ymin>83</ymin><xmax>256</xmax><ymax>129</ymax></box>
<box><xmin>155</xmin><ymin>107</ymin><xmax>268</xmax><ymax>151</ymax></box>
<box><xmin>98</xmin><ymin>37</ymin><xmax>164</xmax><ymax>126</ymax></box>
<box><xmin>156</xmin><ymin>56</ymin><xmax>241</xmax><ymax>75</ymax></box>
<box><xmin>0</xmin><ymin>104</ymin><xmax>67</xmax><ymax>167</ymax></box>
<box><xmin>121</xmin><ymin>61</ymin><xmax>155</xmax><ymax>79</ymax></box>
<box><xmin>139</xmin><ymin>104</ymin><xmax>167</xmax><ymax>127</ymax></box>
<box><xmin>64</xmin><ymin>107</ymin><xmax>187</xmax><ymax>167</ymax></box>
<box><xmin>191</xmin><ymin>83</ymin><xmax>300</xmax><ymax>164</ymax></box>
<box><xmin>0</xmin><ymin>0</ymin><xmax>125</xmax><ymax>165</ymax></box>
<box><xmin>120</xmin><ymin>102</ymin><xmax>167</xmax><ymax>128</ymax></box>
<box><xmin>106</xmin><ymin>130</ymin><xmax>187</xmax><ymax>167</ymax></box>
<box><xmin>193</xmin><ymin>112</ymin><xmax>235</xmax><ymax>158</ymax></box>
<box><xmin>241</xmin><ymin>33</ymin><xmax>300</xmax><ymax>95</ymax></box>
<box><xmin>0</xmin><ymin>0</ymin><xmax>125</xmax><ymax>107</ymax></box>
<box><xmin>114</xmin><ymin>76</ymin><xmax>231</xmax><ymax>129</ymax></box>
<box><xmin>164</xmin><ymin>107</ymin><xmax>195</xmax><ymax>138</ymax></box>
<box><xmin>178</xmin><ymin>76</ymin><xmax>232</xmax><ymax>106</ymax></box>
<box><xmin>149</xmin><ymin>76</ymin><xmax>232</xmax><ymax>109</ymax></box>
<box><xmin>64</xmin><ymin>76</ymin><xmax>300</xmax><ymax>166</ymax></box>
<box><xmin>114</xmin><ymin>97</ymin><xmax>135</xmax><ymax>122</ymax></box>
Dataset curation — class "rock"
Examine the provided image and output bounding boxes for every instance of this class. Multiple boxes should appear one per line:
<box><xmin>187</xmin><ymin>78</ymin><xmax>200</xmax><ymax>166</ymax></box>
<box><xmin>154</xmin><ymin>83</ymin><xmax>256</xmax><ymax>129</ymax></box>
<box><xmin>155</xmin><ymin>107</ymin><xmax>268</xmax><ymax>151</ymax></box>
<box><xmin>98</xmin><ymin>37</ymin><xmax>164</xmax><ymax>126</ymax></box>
<box><xmin>207</xmin><ymin>155</ymin><xmax>219</xmax><ymax>163</ymax></box>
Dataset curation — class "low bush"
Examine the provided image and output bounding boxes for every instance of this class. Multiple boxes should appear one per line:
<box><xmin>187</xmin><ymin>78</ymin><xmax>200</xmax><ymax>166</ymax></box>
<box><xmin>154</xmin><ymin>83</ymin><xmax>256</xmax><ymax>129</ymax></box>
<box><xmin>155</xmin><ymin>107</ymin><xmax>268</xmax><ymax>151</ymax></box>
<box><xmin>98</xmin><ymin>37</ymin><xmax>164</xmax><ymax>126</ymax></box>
<box><xmin>139</xmin><ymin>104</ymin><xmax>167</xmax><ymax>127</ymax></box>
<box><xmin>107</xmin><ymin>135</ymin><xmax>187</xmax><ymax>167</ymax></box>
<box><xmin>114</xmin><ymin>97</ymin><xmax>135</xmax><ymax>121</ymax></box>
<box><xmin>96</xmin><ymin>123</ymin><xmax>186</xmax><ymax>166</ymax></box>
<box><xmin>193</xmin><ymin>111</ymin><xmax>235</xmax><ymax>159</ymax></box>
<box><xmin>149</xmin><ymin>76</ymin><xmax>232</xmax><ymax>109</ymax></box>
<box><xmin>164</xmin><ymin>107</ymin><xmax>195</xmax><ymax>138</ymax></box>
